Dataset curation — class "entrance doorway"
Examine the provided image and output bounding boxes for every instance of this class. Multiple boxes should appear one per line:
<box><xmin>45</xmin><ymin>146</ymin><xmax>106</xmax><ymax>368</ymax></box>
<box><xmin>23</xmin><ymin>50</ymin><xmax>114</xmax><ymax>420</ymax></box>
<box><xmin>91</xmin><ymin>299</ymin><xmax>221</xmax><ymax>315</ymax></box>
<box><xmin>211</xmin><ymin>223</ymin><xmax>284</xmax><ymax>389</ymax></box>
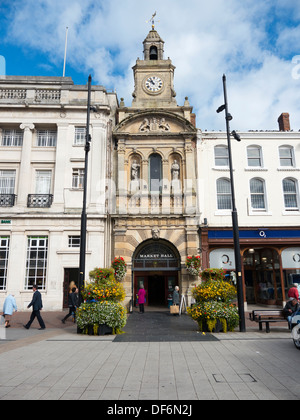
<box><xmin>134</xmin><ymin>273</ymin><xmax>177</xmax><ymax>307</ymax></box>
<box><xmin>132</xmin><ymin>239</ymin><xmax>181</xmax><ymax>308</ymax></box>
<box><xmin>63</xmin><ymin>268</ymin><xmax>79</xmax><ymax>308</ymax></box>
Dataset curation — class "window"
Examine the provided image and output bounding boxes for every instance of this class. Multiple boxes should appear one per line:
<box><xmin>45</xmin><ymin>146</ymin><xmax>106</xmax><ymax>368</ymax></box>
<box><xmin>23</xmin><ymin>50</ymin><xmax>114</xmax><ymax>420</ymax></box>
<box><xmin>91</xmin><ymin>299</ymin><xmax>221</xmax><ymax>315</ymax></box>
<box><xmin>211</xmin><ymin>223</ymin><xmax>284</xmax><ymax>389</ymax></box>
<box><xmin>247</xmin><ymin>146</ymin><xmax>262</xmax><ymax>167</ymax></box>
<box><xmin>214</xmin><ymin>146</ymin><xmax>229</xmax><ymax>166</ymax></box>
<box><xmin>72</xmin><ymin>168</ymin><xmax>85</xmax><ymax>189</ymax></box>
<box><xmin>279</xmin><ymin>146</ymin><xmax>295</xmax><ymax>167</ymax></box>
<box><xmin>149</xmin><ymin>154</ymin><xmax>162</xmax><ymax>192</ymax></box>
<box><xmin>68</xmin><ymin>236</ymin><xmax>80</xmax><ymax>247</ymax></box>
<box><xmin>37</xmin><ymin>130</ymin><xmax>57</xmax><ymax>147</ymax></box>
<box><xmin>25</xmin><ymin>236</ymin><xmax>48</xmax><ymax>290</ymax></box>
<box><xmin>1</xmin><ymin>129</ymin><xmax>23</xmax><ymax>146</ymax></box>
<box><xmin>250</xmin><ymin>178</ymin><xmax>266</xmax><ymax>210</ymax></box>
<box><xmin>0</xmin><ymin>237</ymin><xmax>10</xmax><ymax>290</ymax></box>
<box><xmin>283</xmin><ymin>178</ymin><xmax>299</xmax><ymax>210</ymax></box>
<box><xmin>216</xmin><ymin>178</ymin><xmax>232</xmax><ymax>210</ymax></box>
<box><xmin>35</xmin><ymin>170</ymin><xmax>52</xmax><ymax>194</ymax></box>
<box><xmin>74</xmin><ymin>127</ymin><xmax>86</xmax><ymax>146</ymax></box>
<box><xmin>0</xmin><ymin>170</ymin><xmax>16</xmax><ymax>194</ymax></box>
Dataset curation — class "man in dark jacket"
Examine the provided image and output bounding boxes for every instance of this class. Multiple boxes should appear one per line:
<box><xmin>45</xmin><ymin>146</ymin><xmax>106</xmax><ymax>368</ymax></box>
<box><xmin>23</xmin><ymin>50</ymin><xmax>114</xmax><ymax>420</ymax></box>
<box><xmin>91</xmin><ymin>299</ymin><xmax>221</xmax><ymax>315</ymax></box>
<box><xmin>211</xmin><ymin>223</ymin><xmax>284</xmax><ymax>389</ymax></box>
<box><xmin>283</xmin><ymin>298</ymin><xmax>300</xmax><ymax>329</ymax></box>
<box><xmin>24</xmin><ymin>284</ymin><xmax>46</xmax><ymax>330</ymax></box>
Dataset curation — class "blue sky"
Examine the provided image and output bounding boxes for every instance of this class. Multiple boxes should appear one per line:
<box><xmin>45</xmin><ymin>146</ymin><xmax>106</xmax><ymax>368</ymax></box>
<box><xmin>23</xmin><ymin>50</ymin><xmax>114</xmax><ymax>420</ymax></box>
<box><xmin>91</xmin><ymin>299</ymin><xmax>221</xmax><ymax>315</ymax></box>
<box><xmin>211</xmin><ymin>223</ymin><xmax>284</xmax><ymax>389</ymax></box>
<box><xmin>1</xmin><ymin>0</ymin><xmax>300</xmax><ymax>131</ymax></box>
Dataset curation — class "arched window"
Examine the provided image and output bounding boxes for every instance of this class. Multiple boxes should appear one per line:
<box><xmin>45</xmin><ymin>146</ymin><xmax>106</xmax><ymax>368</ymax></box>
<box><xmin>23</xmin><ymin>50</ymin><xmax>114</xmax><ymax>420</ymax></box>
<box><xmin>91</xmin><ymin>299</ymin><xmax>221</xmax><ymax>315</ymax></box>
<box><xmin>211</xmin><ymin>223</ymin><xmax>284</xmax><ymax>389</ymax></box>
<box><xmin>214</xmin><ymin>145</ymin><xmax>229</xmax><ymax>166</ymax></box>
<box><xmin>149</xmin><ymin>153</ymin><xmax>162</xmax><ymax>192</ymax></box>
<box><xmin>216</xmin><ymin>178</ymin><xmax>232</xmax><ymax>209</ymax></box>
<box><xmin>149</xmin><ymin>45</ymin><xmax>158</xmax><ymax>60</ymax></box>
<box><xmin>283</xmin><ymin>178</ymin><xmax>299</xmax><ymax>210</ymax></box>
<box><xmin>250</xmin><ymin>178</ymin><xmax>266</xmax><ymax>209</ymax></box>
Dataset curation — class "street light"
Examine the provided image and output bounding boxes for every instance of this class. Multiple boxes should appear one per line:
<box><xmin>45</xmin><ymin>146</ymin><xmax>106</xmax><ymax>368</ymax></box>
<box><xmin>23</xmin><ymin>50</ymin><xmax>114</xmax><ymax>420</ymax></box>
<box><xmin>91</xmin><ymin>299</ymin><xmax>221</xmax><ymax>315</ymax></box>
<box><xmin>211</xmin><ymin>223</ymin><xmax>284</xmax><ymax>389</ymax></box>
<box><xmin>78</xmin><ymin>75</ymin><xmax>92</xmax><ymax>307</ymax></box>
<box><xmin>216</xmin><ymin>74</ymin><xmax>246</xmax><ymax>332</ymax></box>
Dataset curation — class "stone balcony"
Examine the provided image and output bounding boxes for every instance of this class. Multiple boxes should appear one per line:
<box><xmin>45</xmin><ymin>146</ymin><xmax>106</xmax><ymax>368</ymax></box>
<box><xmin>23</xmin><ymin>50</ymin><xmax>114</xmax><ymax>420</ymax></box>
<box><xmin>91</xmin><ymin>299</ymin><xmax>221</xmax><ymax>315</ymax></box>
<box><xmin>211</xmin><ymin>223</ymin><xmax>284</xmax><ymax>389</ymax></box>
<box><xmin>0</xmin><ymin>76</ymin><xmax>115</xmax><ymax>109</ymax></box>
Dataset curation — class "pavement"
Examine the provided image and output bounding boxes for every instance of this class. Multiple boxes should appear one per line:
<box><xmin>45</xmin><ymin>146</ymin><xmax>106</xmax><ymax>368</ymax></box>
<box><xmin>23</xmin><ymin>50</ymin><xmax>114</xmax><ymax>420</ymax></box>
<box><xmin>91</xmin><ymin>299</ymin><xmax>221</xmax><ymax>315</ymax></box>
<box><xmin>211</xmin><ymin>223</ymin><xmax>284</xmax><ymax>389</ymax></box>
<box><xmin>0</xmin><ymin>307</ymin><xmax>299</xmax><ymax>403</ymax></box>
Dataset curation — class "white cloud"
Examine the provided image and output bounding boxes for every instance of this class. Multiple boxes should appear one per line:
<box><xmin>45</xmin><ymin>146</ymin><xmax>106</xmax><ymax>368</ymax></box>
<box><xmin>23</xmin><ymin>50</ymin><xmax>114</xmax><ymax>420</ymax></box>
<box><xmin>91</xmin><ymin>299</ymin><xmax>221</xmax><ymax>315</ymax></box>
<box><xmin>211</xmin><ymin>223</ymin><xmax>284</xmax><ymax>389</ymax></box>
<box><xmin>3</xmin><ymin>0</ymin><xmax>300</xmax><ymax>130</ymax></box>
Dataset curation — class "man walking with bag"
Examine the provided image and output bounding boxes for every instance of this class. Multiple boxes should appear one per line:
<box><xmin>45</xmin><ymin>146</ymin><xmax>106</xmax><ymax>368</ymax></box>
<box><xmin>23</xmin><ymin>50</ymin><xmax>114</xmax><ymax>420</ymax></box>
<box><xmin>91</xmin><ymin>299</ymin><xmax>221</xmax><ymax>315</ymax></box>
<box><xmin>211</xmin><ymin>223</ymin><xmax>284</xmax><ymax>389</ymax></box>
<box><xmin>24</xmin><ymin>284</ymin><xmax>46</xmax><ymax>330</ymax></box>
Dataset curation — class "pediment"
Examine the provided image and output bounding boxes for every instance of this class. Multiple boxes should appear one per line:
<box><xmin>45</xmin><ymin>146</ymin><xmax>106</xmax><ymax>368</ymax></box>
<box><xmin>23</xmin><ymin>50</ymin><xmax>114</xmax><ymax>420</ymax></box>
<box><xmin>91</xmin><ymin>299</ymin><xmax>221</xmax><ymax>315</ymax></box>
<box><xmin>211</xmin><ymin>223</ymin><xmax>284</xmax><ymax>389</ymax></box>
<box><xmin>114</xmin><ymin>110</ymin><xmax>196</xmax><ymax>137</ymax></box>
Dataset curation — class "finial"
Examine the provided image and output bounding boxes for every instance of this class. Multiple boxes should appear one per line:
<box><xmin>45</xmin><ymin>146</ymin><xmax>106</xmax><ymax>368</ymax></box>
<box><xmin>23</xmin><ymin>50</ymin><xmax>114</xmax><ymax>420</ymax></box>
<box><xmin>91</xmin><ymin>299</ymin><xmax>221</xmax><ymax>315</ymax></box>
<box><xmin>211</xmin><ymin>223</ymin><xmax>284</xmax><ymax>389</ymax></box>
<box><xmin>146</xmin><ymin>11</ymin><xmax>159</xmax><ymax>30</ymax></box>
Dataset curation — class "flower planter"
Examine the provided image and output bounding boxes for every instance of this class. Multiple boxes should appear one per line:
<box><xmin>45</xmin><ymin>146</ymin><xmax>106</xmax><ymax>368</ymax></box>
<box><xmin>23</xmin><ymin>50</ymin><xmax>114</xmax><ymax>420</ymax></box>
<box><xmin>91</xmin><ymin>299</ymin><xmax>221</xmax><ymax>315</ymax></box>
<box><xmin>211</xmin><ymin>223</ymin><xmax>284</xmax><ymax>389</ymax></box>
<box><xmin>98</xmin><ymin>324</ymin><xmax>113</xmax><ymax>335</ymax></box>
<box><xmin>78</xmin><ymin>324</ymin><xmax>113</xmax><ymax>335</ymax></box>
<box><xmin>198</xmin><ymin>319</ymin><xmax>227</xmax><ymax>333</ymax></box>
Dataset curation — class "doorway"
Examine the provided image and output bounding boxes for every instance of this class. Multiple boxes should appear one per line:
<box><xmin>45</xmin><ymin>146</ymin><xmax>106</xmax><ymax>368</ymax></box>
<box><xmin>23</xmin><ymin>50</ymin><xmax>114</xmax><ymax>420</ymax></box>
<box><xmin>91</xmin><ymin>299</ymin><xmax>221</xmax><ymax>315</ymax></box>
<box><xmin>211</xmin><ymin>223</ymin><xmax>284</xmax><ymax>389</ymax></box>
<box><xmin>134</xmin><ymin>273</ymin><xmax>177</xmax><ymax>307</ymax></box>
<box><xmin>63</xmin><ymin>268</ymin><xmax>79</xmax><ymax>308</ymax></box>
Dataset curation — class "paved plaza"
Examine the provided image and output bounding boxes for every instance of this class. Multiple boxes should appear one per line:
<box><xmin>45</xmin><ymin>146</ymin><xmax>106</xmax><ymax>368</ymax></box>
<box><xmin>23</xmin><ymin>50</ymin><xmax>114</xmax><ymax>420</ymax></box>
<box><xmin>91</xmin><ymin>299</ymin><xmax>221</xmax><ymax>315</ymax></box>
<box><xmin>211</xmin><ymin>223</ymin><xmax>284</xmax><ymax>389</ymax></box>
<box><xmin>0</xmin><ymin>309</ymin><xmax>299</xmax><ymax>402</ymax></box>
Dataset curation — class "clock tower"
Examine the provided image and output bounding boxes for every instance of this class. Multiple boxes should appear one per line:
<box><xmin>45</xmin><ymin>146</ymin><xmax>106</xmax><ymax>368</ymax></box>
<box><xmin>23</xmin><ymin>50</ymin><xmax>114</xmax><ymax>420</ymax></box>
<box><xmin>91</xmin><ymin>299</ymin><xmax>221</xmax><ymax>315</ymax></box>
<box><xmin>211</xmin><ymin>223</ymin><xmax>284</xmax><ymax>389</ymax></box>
<box><xmin>112</xmin><ymin>25</ymin><xmax>199</xmax><ymax>311</ymax></box>
<box><xmin>131</xmin><ymin>28</ymin><xmax>177</xmax><ymax>108</ymax></box>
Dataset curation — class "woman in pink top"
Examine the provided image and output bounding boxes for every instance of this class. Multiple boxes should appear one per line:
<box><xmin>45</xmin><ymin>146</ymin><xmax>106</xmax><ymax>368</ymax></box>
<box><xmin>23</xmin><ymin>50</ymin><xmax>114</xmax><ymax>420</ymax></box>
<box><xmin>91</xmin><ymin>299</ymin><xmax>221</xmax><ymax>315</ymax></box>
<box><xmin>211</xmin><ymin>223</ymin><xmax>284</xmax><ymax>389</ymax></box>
<box><xmin>138</xmin><ymin>285</ymin><xmax>146</xmax><ymax>313</ymax></box>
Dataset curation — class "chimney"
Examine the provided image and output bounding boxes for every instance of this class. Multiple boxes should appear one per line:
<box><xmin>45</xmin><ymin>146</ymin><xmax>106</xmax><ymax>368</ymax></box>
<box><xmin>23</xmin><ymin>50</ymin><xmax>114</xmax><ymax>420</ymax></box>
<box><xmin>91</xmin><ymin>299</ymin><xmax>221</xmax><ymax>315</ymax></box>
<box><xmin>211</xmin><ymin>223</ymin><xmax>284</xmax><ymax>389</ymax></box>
<box><xmin>278</xmin><ymin>113</ymin><xmax>290</xmax><ymax>131</ymax></box>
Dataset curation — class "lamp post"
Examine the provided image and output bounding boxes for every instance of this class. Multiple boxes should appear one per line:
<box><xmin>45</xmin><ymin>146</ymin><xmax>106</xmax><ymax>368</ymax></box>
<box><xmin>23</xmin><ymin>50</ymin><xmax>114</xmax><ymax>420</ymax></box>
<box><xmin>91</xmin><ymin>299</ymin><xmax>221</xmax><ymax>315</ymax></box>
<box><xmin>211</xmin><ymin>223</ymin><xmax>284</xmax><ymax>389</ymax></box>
<box><xmin>78</xmin><ymin>74</ymin><xmax>92</xmax><ymax>306</ymax></box>
<box><xmin>217</xmin><ymin>74</ymin><xmax>246</xmax><ymax>332</ymax></box>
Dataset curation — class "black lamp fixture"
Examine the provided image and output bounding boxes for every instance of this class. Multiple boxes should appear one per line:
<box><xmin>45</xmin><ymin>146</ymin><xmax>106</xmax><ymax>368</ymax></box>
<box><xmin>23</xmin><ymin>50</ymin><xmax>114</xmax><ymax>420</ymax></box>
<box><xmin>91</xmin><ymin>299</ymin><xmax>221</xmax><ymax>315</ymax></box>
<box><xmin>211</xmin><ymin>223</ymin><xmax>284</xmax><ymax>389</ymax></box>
<box><xmin>216</xmin><ymin>74</ymin><xmax>246</xmax><ymax>332</ymax></box>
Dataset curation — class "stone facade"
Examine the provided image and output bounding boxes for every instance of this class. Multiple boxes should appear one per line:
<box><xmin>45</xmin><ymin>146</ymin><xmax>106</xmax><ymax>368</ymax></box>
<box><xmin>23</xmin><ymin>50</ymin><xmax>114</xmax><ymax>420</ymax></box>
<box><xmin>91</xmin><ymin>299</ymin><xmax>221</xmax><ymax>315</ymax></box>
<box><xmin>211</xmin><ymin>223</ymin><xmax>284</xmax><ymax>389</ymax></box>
<box><xmin>111</xmin><ymin>29</ymin><xmax>199</xmax><ymax>309</ymax></box>
<box><xmin>0</xmin><ymin>76</ymin><xmax>117</xmax><ymax>310</ymax></box>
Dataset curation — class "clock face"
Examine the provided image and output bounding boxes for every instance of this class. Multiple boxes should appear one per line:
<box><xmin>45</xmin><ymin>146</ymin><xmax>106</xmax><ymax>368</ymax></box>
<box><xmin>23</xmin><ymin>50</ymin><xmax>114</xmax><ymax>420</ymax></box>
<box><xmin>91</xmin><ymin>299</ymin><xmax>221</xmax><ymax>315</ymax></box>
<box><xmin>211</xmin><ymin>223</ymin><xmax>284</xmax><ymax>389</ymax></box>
<box><xmin>145</xmin><ymin>75</ymin><xmax>163</xmax><ymax>93</ymax></box>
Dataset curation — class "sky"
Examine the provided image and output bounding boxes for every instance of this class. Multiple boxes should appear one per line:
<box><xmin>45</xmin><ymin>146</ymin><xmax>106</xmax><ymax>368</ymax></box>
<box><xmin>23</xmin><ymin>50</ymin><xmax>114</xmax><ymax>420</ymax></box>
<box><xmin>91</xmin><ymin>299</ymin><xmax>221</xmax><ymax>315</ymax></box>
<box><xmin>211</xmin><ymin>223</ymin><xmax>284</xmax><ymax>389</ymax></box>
<box><xmin>1</xmin><ymin>0</ymin><xmax>300</xmax><ymax>131</ymax></box>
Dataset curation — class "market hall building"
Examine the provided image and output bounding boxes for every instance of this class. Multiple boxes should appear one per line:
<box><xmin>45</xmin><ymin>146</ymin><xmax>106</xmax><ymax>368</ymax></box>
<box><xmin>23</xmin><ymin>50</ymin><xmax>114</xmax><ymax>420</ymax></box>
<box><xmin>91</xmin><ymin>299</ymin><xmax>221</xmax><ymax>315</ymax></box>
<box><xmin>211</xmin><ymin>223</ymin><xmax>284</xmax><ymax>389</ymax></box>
<box><xmin>111</xmin><ymin>27</ymin><xmax>199</xmax><ymax>309</ymax></box>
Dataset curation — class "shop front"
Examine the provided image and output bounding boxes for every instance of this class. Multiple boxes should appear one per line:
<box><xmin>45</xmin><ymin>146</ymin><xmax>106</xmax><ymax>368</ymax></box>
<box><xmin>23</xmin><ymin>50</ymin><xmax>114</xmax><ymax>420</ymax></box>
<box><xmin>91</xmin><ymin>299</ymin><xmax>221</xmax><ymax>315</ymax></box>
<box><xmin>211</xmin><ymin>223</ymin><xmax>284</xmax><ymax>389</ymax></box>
<box><xmin>200</xmin><ymin>228</ymin><xmax>300</xmax><ymax>307</ymax></box>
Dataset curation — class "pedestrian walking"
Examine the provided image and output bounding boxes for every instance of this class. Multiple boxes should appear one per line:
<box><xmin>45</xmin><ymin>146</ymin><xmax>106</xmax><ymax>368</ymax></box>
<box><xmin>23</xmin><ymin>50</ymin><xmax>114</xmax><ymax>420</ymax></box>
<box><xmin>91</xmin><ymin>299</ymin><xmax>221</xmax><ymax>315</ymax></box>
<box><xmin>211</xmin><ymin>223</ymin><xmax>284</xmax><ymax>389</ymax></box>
<box><xmin>2</xmin><ymin>294</ymin><xmax>17</xmax><ymax>328</ymax></box>
<box><xmin>23</xmin><ymin>284</ymin><xmax>46</xmax><ymax>330</ymax></box>
<box><xmin>138</xmin><ymin>285</ymin><xmax>146</xmax><ymax>313</ymax></box>
<box><xmin>62</xmin><ymin>287</ymin><xmax>78</xmax><ymax>324</ymax></box>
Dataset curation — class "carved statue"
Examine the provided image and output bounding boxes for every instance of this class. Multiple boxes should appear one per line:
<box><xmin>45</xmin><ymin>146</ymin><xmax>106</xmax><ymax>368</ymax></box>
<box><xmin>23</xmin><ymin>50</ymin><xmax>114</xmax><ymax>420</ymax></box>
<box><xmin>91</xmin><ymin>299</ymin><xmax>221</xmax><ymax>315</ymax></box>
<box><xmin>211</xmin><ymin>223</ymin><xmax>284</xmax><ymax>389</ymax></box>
<box><xmin>131</xmin><ymin>159</ymin><xmax>140</xmax><ymax>181</ymax></box>
<box><xmin>171</xmin><ymin>159</ymin><xmax>180</xmax><ymax>180</ymax></box>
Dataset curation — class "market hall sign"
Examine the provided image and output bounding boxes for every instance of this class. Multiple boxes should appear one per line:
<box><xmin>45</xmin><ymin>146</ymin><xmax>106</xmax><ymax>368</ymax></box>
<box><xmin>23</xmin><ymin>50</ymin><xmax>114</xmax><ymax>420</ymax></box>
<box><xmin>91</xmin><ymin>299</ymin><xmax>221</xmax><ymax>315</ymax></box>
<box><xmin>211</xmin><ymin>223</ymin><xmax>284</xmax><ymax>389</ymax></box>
<box><xmin>134</xmin><ymin>243</ymin><xmax>179</xmax><ymax>270</ymax></box>
<box><xmin>138</xmin><ymin>252</ymin><xmax>174</xmax><ymax>259</ymax></box>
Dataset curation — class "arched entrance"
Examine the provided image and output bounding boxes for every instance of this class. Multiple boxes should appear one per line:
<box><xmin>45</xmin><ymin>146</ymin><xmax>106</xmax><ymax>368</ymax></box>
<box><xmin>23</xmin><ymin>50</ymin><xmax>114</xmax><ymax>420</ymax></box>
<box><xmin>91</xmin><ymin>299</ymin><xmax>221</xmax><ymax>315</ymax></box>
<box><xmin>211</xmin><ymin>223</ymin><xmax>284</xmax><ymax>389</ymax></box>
<box><xmin>132</xmin><ymin>240</ymin><xmax>181</xmax><ymax>307</ymax></box>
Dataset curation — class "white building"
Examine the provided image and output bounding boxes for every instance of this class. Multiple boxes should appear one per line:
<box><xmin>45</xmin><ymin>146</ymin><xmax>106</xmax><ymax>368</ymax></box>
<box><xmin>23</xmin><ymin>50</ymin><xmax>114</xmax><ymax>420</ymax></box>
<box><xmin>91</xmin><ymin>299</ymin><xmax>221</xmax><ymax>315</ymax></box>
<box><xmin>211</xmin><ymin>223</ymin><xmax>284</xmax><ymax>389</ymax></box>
<box><xmin>197</xmin><ymin>113</ymin><xmax>300</xmax><ymax>308</ymax></box>
<box><xmin>0</xmin><ymin>76</ymin><xmax>117</xmax><ymax>310</ymax></box>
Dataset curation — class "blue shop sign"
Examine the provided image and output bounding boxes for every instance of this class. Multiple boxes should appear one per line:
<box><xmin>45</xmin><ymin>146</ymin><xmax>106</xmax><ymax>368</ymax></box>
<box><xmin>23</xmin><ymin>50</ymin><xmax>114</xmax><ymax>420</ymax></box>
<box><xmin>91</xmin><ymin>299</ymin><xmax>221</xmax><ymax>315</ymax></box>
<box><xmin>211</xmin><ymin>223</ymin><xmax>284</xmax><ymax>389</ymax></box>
<box><xmin>208</xmin><ymin>230</ymin><xmax>300</xmax><ymax>240</ymax></box>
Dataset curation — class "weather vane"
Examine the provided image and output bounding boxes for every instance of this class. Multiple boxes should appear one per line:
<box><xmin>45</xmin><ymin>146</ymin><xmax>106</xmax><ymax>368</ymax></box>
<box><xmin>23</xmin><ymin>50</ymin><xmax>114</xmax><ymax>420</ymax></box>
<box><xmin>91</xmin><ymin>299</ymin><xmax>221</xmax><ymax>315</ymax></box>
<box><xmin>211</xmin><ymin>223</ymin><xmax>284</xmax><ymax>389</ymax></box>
<box><xmin>146</xmin><ymin>11</ymin><xmax>159</xmax><ymax>30</ymax></box>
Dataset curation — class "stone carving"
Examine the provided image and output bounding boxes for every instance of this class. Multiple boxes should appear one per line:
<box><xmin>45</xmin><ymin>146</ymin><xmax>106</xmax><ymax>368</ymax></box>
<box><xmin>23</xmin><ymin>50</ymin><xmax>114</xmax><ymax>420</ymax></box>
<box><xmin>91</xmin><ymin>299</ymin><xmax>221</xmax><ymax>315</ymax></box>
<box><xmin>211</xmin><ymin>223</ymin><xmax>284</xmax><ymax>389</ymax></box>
<box><xmin>151</xmin><ymin>227</ymin><xmax>160</xmax><ymax>240</ymax></box>
<box><xmin>139</xmin><ymin>117</ymin><xmax>170</xmax><ymax>132</ymax></box>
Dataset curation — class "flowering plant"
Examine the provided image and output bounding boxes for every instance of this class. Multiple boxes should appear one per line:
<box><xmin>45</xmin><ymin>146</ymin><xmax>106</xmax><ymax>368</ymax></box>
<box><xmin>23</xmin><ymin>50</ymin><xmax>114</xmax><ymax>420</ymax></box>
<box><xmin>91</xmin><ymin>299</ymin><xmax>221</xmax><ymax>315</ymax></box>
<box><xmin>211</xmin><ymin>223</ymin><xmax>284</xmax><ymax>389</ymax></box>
<box><xmin>200</xmin><ymin>268</ymin><xmax>226</xmax><ymax>282</ymax></box>
<box><xmin>81</xmin><ymin>268</ymin><xmax>126</xmax><ymax>302</ymax></box>
<box><xmin>111</xmin><ymin>257</ymin><xmax>127</xmax><ymax>281</ymax></box>
<box><xmin>76</xmin><ymin>301</ymin><xmax>127</xmax><ymax>334</ymax></box>
<box><xmin>187</xmin><ymin>268</ymin><xmax>239</xmax><ymax>333</ymax></box>
<box><xmin>186</xmin><ymin>255</ymin><xmax>201</xmax><ymax>276</ymax></box>
<box><xmin>192</xmin><ymin>279</ymin><xmax>237</xmax><ymax>303</ymax></box>
<box><xmin>187</xmin><ymin>301</ymin><xmax>239</xmax><ymax>332</ymax></box>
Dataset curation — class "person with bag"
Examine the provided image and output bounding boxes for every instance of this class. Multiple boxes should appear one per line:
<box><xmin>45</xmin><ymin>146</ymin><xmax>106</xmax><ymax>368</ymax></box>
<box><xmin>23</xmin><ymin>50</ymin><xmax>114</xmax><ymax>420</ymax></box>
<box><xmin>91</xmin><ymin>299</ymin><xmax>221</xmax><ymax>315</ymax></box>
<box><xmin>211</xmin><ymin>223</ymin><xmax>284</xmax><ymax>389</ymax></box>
<box><xmin>62</xmin><ymin>287</ymin><xmax>78</xmax><ymax>324</ymax></box>
<box><xmin>2</xmin><ymin>294</ymin><xmax>17</xmax><ymax>328</ymax></box>
<box><xmin>171</xmin><ymin>286</ymin><xmax>180</xmax><ymax>315</ymax></box>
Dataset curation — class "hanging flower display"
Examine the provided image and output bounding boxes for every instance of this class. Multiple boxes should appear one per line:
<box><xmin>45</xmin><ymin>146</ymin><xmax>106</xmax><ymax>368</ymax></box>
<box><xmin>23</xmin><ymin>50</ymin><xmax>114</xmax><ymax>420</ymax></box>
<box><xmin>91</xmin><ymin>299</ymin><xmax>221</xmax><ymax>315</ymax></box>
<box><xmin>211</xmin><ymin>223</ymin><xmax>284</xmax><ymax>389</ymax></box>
<box><xmin>186</xmin><ymin>255</ymin><xmax>201</xmax><ymax>276</ymax></box>
<box><xmin>111</xmin><ymin>256</ymin><xmax>127</xmax><ymax>281</ymax></box>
